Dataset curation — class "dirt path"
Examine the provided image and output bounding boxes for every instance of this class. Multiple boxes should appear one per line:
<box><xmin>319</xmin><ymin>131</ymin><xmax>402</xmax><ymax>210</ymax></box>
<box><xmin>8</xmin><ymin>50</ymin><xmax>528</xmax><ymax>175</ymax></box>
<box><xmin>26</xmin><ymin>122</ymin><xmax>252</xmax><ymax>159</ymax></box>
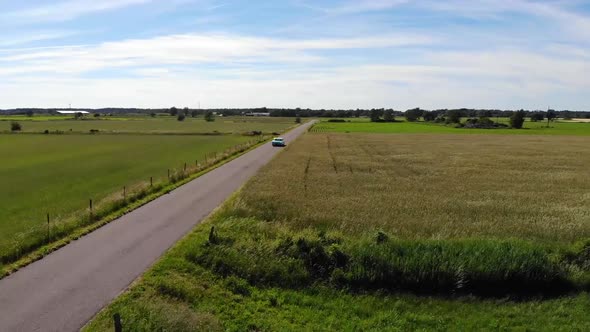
<box><xmin>0</xmin><ymin>121</ymin><xmax>314</xmax><ymax>332</ymax></box>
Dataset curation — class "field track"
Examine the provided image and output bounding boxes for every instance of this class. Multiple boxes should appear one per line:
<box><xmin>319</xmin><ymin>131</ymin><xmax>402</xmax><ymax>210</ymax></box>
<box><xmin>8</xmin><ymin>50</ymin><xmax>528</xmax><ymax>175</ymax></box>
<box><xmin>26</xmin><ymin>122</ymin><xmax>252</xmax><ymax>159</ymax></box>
<box><xmin>0</xmin><ymin>121</ymin><xmax>314</xmax><ymax>332</ymax></box>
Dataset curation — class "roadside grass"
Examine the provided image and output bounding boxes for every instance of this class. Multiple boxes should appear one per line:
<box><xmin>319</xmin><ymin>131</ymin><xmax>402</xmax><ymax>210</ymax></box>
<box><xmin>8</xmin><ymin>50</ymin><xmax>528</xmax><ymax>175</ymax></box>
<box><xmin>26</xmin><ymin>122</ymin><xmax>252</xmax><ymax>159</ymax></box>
<box><xmin>311</xmin><ymin>118</ymin><xmax>590</xmax><ymax>135</ymax></box>
<box><xmin>0</xmin><ymin>134</ymin><xmax>254</xmax><ymax>260</ymax></box>
<box><xmin>1</xmin><ymin>116</ymin><xmax>297</xmax><ymax>134</ymax></box>
<box><xmin>86</xmin><ymin>132</ymin><xmax>590</xmax><ymax>330</ymax></box>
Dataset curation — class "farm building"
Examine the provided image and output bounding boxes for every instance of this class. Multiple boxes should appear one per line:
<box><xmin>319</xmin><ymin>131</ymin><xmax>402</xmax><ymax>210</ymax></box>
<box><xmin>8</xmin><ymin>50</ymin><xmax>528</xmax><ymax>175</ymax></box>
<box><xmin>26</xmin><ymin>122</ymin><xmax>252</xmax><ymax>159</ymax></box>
<box><xmin>56</xmin><ymin>110</ymin><xmax>90</xmax><ymax>115</ymax></box>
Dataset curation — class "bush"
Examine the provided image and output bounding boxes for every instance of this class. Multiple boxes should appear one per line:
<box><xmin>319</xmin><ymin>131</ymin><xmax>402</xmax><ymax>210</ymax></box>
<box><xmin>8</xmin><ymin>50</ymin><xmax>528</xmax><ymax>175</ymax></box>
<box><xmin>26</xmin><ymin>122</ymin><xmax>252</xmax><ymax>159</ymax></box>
<box><xmin>463</xmin><ymin>117</ymin><xmax>508</xmax><ymax>129</ymax></box>
<box><xmin>510</xmin><ymin>110</ymin><xmax>526</xmax><ymax>129</ymax></box>
<box><xmin>327</xmin><ymin>119</ymin><xmax>346</xmax><ymax>123</ymax></box>
<box><xmin>10</xmin><ymin>121</ymin><xmax>22</xmax><ymax>132</ymax></box>
<box><xmin>204</xmin><ymin>111</ymin><xmax>215</xmax><ymax>122</ymax></box>
<box><xmin>188</xmin><ymin>219</ymin><xmax>574</xmax><ymax>296</ymax></box>
<box><xmin>177</xmin><ymin>113</ymin><xmax>186</xmax><ymax>122</ymax></box>
<box><xmin>295</xmin><ymin>116</ymin><xmax>302</xmax><ymax>124</ymax></box>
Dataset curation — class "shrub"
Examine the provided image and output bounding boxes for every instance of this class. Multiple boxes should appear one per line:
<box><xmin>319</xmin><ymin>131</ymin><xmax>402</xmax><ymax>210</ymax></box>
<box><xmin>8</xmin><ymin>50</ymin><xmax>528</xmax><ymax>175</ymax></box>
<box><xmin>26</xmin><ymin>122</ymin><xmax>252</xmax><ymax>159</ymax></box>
<box><xmin>295</xmin><ymin>116</ymin><xmax>302</xmax><ymax>124</ymax></box>
<box><xmin>510</xmin><ymin>110</ymin><xmax>526</xmax><ymax>129</ymax></box>
<box><xmin>405</xmin><ymin>108</ymin><xmax>423</xmax><ymax>122</ymax></box>
<box><xmin>327</xmin><ymin>119</ymin><xmax>346</xmax><ymax>123</ymax></box>
<box><xmin>204</xmin><ymin>111</ymin><xmax>215</xmax><ymax>122</ymax></box>
<box><xmin>177</xmin><ymin>113</ymin><xmax>186</xmax><ymax>122</ymax></box>
<box><xmin>10</xmin><ymin>121</ymin><xmax>22</xmax><ymax>132</ymax></box>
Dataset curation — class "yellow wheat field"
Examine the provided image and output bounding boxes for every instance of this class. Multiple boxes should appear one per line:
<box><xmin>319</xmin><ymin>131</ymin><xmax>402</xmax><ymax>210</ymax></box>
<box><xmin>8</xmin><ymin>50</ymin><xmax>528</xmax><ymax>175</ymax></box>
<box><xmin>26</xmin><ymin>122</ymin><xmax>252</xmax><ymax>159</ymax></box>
<box><xmin>237</xmin><ymin>133</ymin><xmax>590</xmax><ymax>243</ymax></box>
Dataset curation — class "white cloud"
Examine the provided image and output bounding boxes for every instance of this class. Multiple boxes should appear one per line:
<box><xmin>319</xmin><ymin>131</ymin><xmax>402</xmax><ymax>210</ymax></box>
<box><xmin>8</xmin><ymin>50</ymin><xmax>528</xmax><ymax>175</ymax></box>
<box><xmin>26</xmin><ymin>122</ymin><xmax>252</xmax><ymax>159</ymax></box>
<box><xmin>2</xmin><ymin>0</ymin><xmax>154</xmax><ymax>22</ymax></box>
<box><xmin>0</xmin><ymin>33</ymin><xmax>435</xmax><ymax>75</ymax></box>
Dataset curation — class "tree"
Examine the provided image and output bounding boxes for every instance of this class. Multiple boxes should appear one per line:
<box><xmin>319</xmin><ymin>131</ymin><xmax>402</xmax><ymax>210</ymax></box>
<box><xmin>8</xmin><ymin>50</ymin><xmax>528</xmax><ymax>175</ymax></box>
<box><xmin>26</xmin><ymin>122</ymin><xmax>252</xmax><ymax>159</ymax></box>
<box><xmin>150</xmin><ymin>112</ymin><xmax>156</xmax><ymax>118</ymax></box>
<box><xmin>510</xmin><ymin>109</ymin><xmax>526</xmax><ymax>129</ymax></box>
<box><xmin>295</xmin><ymin>116</ymin><xmax>302</xmax><ymax>124</ymax></box>
<box><xmin>93</xmin><ymin>113</ymin><xmax>100</xmax><ymax>118</ymax></box>
<box><xmin>74</xmin><ymin>112</ymin><xmax>83</xmax><ymax>120</ymax></box>
<box><xmin>191</xmin><ymin>110</ymin><xmax>198</xmax><ymax>118</ymax></box>
<box><xmin>422</xmin><ymin>111</ymin><xmax>436</xmax><ymax>122</ymax></box>
<box><xmin>204</xmin><ymin>111</ymin><xmax>215</xmax><ymax>122</ymax></box>
<box><xmin>405</xmin><ymin>108</ymin><xmax>423</xmax><ymax>122</ymax></box>
<box><xmin>445</xmin><ymin>109</ymin><xmax>461</xmax><ymax>124</ymax></box>
<box><xmin>177</xmin><ymin>113</ymin><xmax>186</xmax><ymax>121</ymax></box>
<box><xmin>183</xmin><ymin>107</ymin><xmax>190</xmax><ymax>116</ymax></box>
<box><xmin>26</xmin><ymin>110</ymin><xmax>34</xmax><ymax>117</ymax></box>
<box><xmin>369</xmin><ymin>109</ymin><xmax>383</xmax><ymax>122</ymax></box>
<box><xmin>383</xmin><ymin>109</ymin><xmax>395</xmax><ymax>122</ymax></box>
<box><xmin>530</xmin><ymin>113</ymin><xmax>544</xmax><ymax>122</ymax></box>
<box><xmin>10</xmin><ymin>121</ymin><xmax>22</xmax><ymax>132</ymax></box>
<box><xmin>170</xmin><ymin>107</ymin><xmax>178</xmax><ymax>116</ymax></box>
<box><xmin>547</xmin><ymin>109</ymin><xmax>556</xmax><ymax>127</ymax></box>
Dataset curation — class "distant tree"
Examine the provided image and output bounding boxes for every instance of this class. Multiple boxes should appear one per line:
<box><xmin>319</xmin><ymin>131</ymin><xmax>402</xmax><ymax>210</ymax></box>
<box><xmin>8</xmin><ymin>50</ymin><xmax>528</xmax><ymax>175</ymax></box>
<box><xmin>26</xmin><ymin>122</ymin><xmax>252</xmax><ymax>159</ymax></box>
<box><xmin>26</xmin><ymin>110</ymin><xmax>34</xmax><ymax>117</ymax></box>
<box><xmin>204</xmin><ymin>111</ymin><xmax>215</xmax><ymax>122</ymax></box>
<box><xmin>150</xmin><ymin>112</ymin><xmax>156</xmax><ymax>118</ymax></box>
<box><xmin>369</xmin><ymin>109</ymin><xmax>383</xmax><ymax>122</ymax></box>
<box><xmin>93</xmin><ymin>113</ymin><xmax>100</xmax><ymax>118</ymax></box>
<box><xmin>547</xmin><ymin>109</ymin><xmax>557</xmax><ymax>127</ymax></box>
<box><xmin>183</xmin><ymin>107</ymin><xmax>190</xmax><ymax>116</ymax></box>
<box><xmin>445</xmin><ymin>109</ymin><xmax>461</xmax><ymax>124</ymax></box>
<box><xmin>530</xmin><ymin>113</ymin><xmax>544</xmax><ymax>122</ymax></box>
<box><xmin>422</xmin><ymin>111</ymin><xmax>436</xmax><ymax>122</ymax></box>
<box><xmin>10</xmin><ymin>121</ymin><xmax>22</xmax><ymax>132</ymax></box>
<box><xmin>510</xmin><ymin>109</ymin><xmax>526</xmax><ymax>129</ymax></box>
<box><xmin>405</xmin><ymin>108</ymin><xmax>423</xmax><ymax>122</ymax></box>
<box><xmin>74</xmin><ymin>112</ymin><xmax>83</xmax><ymax>120</ymax></box>
<box><xmin>383</xmin><ymin>109</ymin><xmax>395</xmax><ymax>122</ymax></box>
<box><xmin>191</xmin><ymin>110</ymin><xmax>198</xmax><ymax>118</ymax></box>
<box><xmin>562</xmin><ymin>111</ymin><xmax>573</xmax><ymax>120</ymax></box>
<box><xmin>170</xmin><ymin>107</ymin><xmax>178</xmax><ymax>116</ymax></box>
<box><xmin>295</xmin><ymin>116</ymin><xmax>302</xmax><ymax>124</ymax></box>
<box><xmin>477</xmin><ymin>109</ymin><xmax>492</xmax><ymax>118</ymax></box>
<box><xmin>177</xmin><ymin>113</ymin><xmax>186</xmax><ymax>121</ymax></box>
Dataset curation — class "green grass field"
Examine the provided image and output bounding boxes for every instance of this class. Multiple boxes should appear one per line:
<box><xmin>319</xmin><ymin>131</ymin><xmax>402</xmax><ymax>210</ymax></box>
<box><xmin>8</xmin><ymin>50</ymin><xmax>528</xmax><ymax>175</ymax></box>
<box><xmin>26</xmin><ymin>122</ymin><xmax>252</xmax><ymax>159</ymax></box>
<box><xmin>312</xmin><ymin>118</ymin><xmax>590</xmax><ymax>136</ymax></box>
<box><xmin>0</xmin><ymin>134</ymin><xmax>252</xmax><ymax>260</ymax></box>
<box><xmin>1</xmin><ymin>116</ymin><xmax>297</xmax><ymax>134</ymax></box>
<box><xmin>86</xmin><ymin>130</ymin><xmax>590</xmax><ymax>331</ymax></box>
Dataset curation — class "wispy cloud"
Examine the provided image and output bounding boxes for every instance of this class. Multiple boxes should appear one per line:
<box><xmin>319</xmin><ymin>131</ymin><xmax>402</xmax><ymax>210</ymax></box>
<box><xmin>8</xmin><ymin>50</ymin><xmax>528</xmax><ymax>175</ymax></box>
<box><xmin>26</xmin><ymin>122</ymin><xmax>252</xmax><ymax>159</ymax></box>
<box><xmin>2</xmin><ymin>0</ymin><xmax>154</xmax><ymax>22</ymax></box>
<box><xmin>0</xmin><ymin>33</ymin><xmax>435</xmax><ymax>75</ymax></box>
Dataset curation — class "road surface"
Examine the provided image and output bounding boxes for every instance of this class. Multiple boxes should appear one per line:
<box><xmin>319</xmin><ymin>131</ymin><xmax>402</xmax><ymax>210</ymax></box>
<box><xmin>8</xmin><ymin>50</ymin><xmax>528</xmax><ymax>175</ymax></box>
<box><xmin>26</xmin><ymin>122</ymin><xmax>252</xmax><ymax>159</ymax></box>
<box><xmin>0</xmin><ymin>121</ymin><xmax>314</xmax><ymax>332</ymax></box>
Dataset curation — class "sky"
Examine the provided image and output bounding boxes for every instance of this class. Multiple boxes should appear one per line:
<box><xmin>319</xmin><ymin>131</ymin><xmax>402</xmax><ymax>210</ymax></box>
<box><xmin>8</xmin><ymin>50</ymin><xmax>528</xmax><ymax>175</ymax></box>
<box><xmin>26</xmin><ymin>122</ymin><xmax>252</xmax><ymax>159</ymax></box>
<box><xmin>0</xmin><ymin>0</ymin><xmax>589</xmax><ymax>110</ymax></box>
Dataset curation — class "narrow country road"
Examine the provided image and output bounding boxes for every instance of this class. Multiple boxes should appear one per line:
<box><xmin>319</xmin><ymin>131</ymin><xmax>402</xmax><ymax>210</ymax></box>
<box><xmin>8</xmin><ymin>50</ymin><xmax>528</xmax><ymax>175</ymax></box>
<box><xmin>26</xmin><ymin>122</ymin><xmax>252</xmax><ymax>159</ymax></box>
<box><xmin>0</xmin><ymin>121</ymin><xmax>314</xmax><ymax>332</ymax></box>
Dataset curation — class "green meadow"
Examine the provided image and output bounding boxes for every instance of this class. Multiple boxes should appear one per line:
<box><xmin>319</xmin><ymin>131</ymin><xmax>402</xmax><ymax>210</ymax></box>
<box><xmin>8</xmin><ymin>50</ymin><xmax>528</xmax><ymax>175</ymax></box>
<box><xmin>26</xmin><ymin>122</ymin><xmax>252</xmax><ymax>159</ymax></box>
<box><xmin>311</xmin><ymin>118</ymin><xmax>590</xmax><ymax>136</ymax></box>
<box><xmin>1</xmin><ymin>116</ymin><xmax>297</xmax><ymax>134</ymax></box>
<box><xmin>0</xmin><ymin>134</ymin><xmax>253</xmax><ymax>258</ymax></box>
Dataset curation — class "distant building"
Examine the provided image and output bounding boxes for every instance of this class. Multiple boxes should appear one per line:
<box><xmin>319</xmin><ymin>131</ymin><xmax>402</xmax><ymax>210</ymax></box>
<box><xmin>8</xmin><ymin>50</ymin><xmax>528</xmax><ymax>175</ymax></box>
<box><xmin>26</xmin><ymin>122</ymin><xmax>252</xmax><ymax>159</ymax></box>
<box><xmin>244</xmin><ymin>112</ymin><xmax>271</xmax><ymax>117</ymax></box>
<box><xmin>56</xmin><ymin>110</ymin><xmax>90</xmax><ymax>115</ymax></box>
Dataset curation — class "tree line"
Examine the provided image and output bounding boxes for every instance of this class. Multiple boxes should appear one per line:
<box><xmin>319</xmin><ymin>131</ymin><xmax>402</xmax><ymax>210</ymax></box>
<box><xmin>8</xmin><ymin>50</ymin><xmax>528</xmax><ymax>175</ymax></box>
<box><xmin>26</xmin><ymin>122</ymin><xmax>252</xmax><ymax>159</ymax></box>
<box><xmin>1</xmin><ymin>107</ymin><xmax>589</xmax><ymax>120</ymax></box>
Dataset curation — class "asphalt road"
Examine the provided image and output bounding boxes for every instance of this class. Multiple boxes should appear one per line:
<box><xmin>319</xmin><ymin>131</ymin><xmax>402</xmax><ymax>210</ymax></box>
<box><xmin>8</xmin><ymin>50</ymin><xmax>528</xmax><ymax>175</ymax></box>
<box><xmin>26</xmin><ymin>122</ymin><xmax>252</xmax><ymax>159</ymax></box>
<box><xmin>0</xmin><ymin>121</ymin><xmax>314</xmax><ymax>332</ymax></box>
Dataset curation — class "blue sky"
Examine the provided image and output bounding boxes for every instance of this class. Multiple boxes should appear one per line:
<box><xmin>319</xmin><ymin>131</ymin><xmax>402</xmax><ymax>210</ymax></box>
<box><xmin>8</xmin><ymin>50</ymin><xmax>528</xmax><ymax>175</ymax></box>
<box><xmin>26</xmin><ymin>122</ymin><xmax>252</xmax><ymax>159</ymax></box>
<box><xmin>0</xmin><ymin>0</ymin><xmax>589</xmax><ymax>110</ymax></box>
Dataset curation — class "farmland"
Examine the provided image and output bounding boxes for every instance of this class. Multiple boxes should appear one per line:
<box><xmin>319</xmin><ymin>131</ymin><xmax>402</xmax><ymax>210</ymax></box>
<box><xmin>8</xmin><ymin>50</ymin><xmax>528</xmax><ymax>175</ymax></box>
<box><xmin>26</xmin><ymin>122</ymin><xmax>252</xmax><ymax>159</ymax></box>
<box><xmin>312</xmin><ymin>118</ymin><xmax>590</xmax><ymax>136</ymax></box>
<box><xmin>1</xmin><ymin>116</ymin><xmax>297</xmax><ymax>134</ymax></box>
<box><xmin>87</xmin><ymin>128</ymin><xmax>590</xmax><ymax>330</ymax></box>
<box><xmin>0</xmin><ymin>115</ymin><xmax>298</xmax><ymax>269</ymax></box>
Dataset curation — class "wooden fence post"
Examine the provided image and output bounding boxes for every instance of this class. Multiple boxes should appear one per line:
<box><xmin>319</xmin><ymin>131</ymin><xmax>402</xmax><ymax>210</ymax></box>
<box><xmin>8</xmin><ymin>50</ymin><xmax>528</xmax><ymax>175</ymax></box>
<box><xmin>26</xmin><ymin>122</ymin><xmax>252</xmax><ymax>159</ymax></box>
<box><xmin>168</xmin><ymin>169</ymin><xmax>170</xmax><ymax>181</ymax></box>
<box><xmin>113</xmin><ymin>313</ymin><xmax>122</xmax><ymax>332</ymax></box>
<box><xmin>123</xmin><ymin>186</ymin><xmax>126</xmax><ymax>200</ymax></box>
<box><xmin>89</xmin><ymin>199</ymin><xmax>93</xmax><ymax>221</ymax></box>
<box><xmin>150</xmin><ymin>176</ymin><xmax>153</xmax><ymax>187</ymax></box>
<box><xmin>46</xmin><ymin>213</ymin><xmax>50</xmax><ymax>243</ymax></box>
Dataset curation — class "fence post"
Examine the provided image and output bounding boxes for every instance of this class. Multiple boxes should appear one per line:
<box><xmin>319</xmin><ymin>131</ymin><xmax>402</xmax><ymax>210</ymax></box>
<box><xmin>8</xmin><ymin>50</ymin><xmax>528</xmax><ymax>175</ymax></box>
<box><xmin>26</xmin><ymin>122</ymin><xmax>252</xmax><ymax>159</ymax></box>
<box><xmin>195</xmin><ymin>159</ymin><xmax>198</xmax><ymax>167</ymax></box>
<box><xmin>168</xmin><ymin>169</ymin><xmax>170</xmax><ymax>181</ymax></box>
<box><xmin>123</xmin><ymin>186</ymin><xmax>126</xmax><ymax>200</ymax></box>
<box><xmin>89</xmin><ymin>198</ymin><xmax>93</xmax><ymax>219</ymax></box>
<box><xmin>184</xmin><ymin>162</ymin><xmax>187</xmax><ymax>172</ymax></box>
<box><xmin>113</xmin><ymin>313</ymin><xmax>122</xmax><ymax>332</ymax></box>
<box><xmin>150</xmin><ymin>176</ymin><xmax>153</xmax><ymax>187</ymax></box>
<box><xmin>47</xmin><ymin>213</ymin><xmax>50</xmax><ymax>243</ymax></box>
